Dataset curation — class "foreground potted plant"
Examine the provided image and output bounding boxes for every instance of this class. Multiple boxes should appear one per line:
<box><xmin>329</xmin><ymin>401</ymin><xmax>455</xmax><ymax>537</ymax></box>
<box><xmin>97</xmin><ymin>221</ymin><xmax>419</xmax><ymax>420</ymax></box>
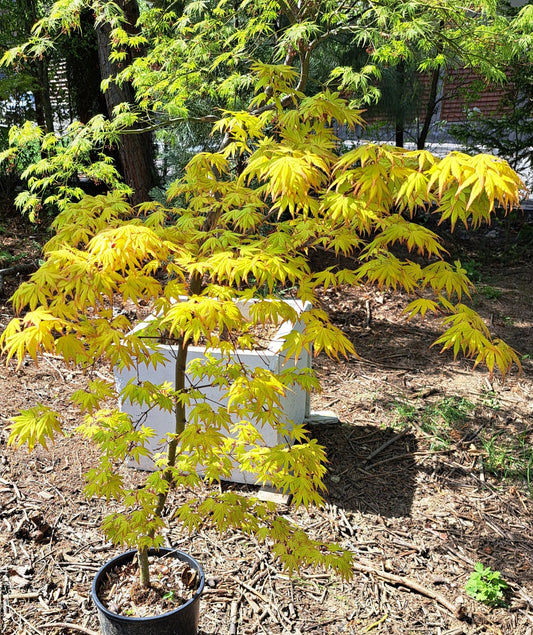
<box><xmin>1</xmin><ymin>68</ymin><xmax>523</xmax><ymax>632</ymax></box>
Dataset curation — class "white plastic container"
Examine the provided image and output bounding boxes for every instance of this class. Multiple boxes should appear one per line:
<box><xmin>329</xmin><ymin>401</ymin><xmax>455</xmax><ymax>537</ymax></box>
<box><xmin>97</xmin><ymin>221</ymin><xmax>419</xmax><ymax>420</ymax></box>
<box><xmin>114</xmin><ymin>299</ymin><xmax>311</xmax><ymax>483</ymax></box>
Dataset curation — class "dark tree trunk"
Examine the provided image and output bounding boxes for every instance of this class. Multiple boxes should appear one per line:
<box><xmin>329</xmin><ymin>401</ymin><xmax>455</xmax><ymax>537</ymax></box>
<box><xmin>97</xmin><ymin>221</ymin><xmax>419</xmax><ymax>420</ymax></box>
<box><xmin>19</xmin><ymin>0</ymin><xmax>54</xmax><ymax>132</ymax></box>
<box><xmin>63</xmin><ymin>12</ymin><xmax>108</xmax><ymax>124</ymax></box>
<box><xmin>33</xmin><ymin>58</ymin><xmax>54</xmax><ymax>132</ymax></box>
<box><xmin>395</xmin><ymin>62</ymin><xmax>405</xmax><ymax>148</ymax></box>
<box><xmin>95</xmin><ymin>0</ymin><xmax>157</xmax><ymax>205</ymax></box>
<box><xmin>417</xmin><ymin>67</ymin><xmax>441</xmax><ymax>150</ymax></box>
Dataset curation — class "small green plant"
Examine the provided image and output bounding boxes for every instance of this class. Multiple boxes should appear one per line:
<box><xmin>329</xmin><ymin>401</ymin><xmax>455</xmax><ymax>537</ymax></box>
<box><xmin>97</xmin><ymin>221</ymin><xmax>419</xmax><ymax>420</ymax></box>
<box><xmin>394</xmin><ymin>396</ymin><xmax>475</xmax><ymax>450</ymax></box>
<box><xmin>480</xmin><ymin>389</ymin><xmax>501</xmax><ymax>411</ymax></box>
<box><xmin>163</xmin><ymin>590</ymin><xmax>176</xmax><ymax>602</ymax></box>
<box><xmin>393</xmin><ymin>401</ymin><xmax>418</xmax><ymax>427</ymax></box>
<box><xmin>465</xmin><ymin>562</ymin><xmax>509</xmax><ymax>607</ymax></box>
<box><xmin>478</xmin><ymin>285</ymin><xmax>503</xmax><ymax>300</ymax></box>
<box><xmin>481</xmin><ymin>427</ymin><xmax>533</xmax><ymax>484</ymax></box>
<box><xmin>462</xmin><ymin>260</ymin><xmax>482</xmax><ymax>283</ymax></box>
<box><xmin>0</xmin><ymin>249</ymin><xmax>19</xmax><ymax>265</ymax></box>
<box><xmin>432</xmin><ymin>397</ymin><xmax>475</xmax><ymax>426</ymax></box>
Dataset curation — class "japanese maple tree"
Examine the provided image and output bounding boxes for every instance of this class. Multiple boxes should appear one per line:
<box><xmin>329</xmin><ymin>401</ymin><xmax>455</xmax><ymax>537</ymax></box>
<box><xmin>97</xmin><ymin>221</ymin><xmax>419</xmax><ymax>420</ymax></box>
<box><xmin>0</xmin><ymin>0</ymin><xmax>527</xmax><ymax>592</ymax></box>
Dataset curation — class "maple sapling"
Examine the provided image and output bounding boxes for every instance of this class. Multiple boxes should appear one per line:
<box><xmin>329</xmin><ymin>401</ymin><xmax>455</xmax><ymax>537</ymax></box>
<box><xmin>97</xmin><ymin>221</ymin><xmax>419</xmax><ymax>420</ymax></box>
<box><xmin>1</xmin><ymin>67</ymin><xmax>524</xmax><ymax>594</ymax></box>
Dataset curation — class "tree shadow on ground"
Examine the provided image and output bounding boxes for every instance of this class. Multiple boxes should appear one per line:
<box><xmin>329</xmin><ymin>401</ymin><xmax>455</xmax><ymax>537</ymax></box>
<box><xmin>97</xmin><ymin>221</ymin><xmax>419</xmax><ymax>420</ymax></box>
<box><xmin>309</xmin><ymin>421</ymin><xmax>419</xmax><ymax>517</ymax></box>
<box><xmin>308</xmin><ymin>418</ymin><xmax>533</xmax><ymax>587</ymax></box>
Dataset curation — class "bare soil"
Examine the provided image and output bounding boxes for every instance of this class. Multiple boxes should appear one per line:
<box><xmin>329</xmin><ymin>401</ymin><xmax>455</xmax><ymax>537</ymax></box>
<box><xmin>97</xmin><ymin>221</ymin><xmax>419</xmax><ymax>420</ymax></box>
<box><xmin>97</xmin><ymin>552</ymin><xmax>200</xmax><ymax>617</ymax></box>
<box><xmin>0</xmin><ymin>211</ymin><xmax>532</xmax><ymax>635</ymax></box>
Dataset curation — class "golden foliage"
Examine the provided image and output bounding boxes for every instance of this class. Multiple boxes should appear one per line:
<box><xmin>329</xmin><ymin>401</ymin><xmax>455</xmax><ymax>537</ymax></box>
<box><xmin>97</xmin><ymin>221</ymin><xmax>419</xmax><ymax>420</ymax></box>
<box><xmin>1</xmin><ymin>76</ymin><xmax>524</xmax><ymax>579</ymax></box>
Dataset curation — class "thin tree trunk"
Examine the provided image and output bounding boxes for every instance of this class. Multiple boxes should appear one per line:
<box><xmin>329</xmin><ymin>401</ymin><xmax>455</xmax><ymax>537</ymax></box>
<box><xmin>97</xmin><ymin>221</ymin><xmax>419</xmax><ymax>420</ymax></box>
<box><xmin>33</xmin><ymin>59</ymin><xmax>54</xmax><ymax>132</ymax></box>
<box><xmin>141</xmin><ymin>272</ymin><xmax>204</xmax><ymax>588</ymax></box>
<box><xmin>417</xmin><ymin>67</ymin><xmax>441</xmax><ymax>150</ymax></box>
<box><xmin>20</xmin><ymin>0</ymin><xmax>54</xmax><ymax>132</ymax></box>
<box><xmin>395</xmin><ymin>62</ymin><xmax>405</xmax><ymax>148</ymax></box>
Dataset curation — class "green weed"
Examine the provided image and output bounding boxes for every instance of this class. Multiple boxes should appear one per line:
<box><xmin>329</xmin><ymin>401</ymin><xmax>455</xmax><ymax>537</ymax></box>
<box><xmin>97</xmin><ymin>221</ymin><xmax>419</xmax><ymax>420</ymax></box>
<box><xmin>481</xmin><ymin>428</ymin><xmax>533</xmax><ymax>485</ymax></box>
<box><xmin>465</xmin><ymin>562</ymin><xmax>508</xmax><ymax>607</ymax></box>
<box><xmin>480</xmin><ymin>389</ymin><xmax>501</xmax><ymax>411</ymax></box>
<box><xmin>392</xmin><ymin>401</ymin><xmax>418</xmax><ymax>427</ymax></box>
<box><xmin>0</xmin><ymin>249</ymin><xmax>28</xmax><ymax>265</ymax></box>
<box><xmin>478</xmin><ymin>285</ymin><xmax>503</xmax><ymax>300</ymax></box>
<box><xmin>163</xmin><ymin>590</ymin><xmax>177</xmax><ymax>602</ymax></box>
<box><xmin>463</xmin><ymin>259</ymin><xmax>482</xmax><ymax>283</ymax></box>
<box><xmin>393</xmin><ymin>396</ymin><xmax>475</xmax><ymax>451</ymax></box>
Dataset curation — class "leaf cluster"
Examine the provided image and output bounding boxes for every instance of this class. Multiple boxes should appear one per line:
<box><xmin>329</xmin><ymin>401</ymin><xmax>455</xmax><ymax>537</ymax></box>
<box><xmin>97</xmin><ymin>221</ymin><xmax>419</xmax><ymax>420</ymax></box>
<box><xmin>465</xmin><ymin>562</ymin><xmax>509</xmax><ymax>607</ymax></box>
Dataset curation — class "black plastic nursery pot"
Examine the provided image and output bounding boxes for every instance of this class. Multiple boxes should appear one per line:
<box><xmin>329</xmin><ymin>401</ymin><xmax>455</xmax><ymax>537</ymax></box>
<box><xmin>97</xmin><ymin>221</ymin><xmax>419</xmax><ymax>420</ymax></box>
<box><xmin>91</xmin><ymin>547</ymin><xmax>205</xmax><ymax>635</ymax></box>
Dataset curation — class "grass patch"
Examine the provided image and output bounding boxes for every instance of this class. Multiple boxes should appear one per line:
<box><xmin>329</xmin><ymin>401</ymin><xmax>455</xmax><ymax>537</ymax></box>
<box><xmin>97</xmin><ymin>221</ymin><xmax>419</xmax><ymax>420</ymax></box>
<box><xmin>393</xmin><ymin>396</ymin><xmax>475</xmax><ymax>451</ymax></box>
<box><xmin>477</xmin><ymin>284</ymin><xmax>503</xmax><ymax>300</ymax></box>
<box><xmin>391</xmin><ymin>394</ymin><xmax>533</xmax><ymax>491</ymax></box>
<box><xmin>481</xmin><ymin>427</ymin><xmax>533</xmax><ymax>485</ymax></box>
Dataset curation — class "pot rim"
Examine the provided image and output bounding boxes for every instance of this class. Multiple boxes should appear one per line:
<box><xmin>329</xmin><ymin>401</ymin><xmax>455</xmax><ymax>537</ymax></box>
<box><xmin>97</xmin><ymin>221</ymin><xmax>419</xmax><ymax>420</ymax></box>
<box><xmin>91</xmin><ymin>547</ymin><xmax>205</xmax><ymax>623</ymax></box>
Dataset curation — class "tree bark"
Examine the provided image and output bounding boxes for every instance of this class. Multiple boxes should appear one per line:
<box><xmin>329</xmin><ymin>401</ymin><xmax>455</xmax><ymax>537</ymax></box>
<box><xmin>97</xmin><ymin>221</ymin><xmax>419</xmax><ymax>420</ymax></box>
<box><xmin>95</xmin><ymin>0</ymin><xmax>157</xmax><ymax>205</ymax></box>
<box><xmin>417</xmin><ymin>67</ymin><xmax>441</xmax><ymax>150</ymax></box>
<box><xmin>33</xmin><ymin>58</ymin><xmax>55</xmax><ymax>132</ymax></box>
<box><xmin>395</xmin><ymin>62</ymin><xmax>405</xmax><ymax>148</ymax></box>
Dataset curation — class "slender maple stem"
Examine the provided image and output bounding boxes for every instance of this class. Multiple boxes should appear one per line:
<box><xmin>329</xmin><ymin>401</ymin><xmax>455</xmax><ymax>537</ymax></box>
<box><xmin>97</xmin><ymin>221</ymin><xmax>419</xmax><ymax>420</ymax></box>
<box><xmin>138</xmin><ymin>545</ymin><xmax>151</xmax><ymax>588</ymax></box>
<box><xmin>140</xmin><ymin>272</ymin><xmax>204</xmax><ymax>587</ymax></box>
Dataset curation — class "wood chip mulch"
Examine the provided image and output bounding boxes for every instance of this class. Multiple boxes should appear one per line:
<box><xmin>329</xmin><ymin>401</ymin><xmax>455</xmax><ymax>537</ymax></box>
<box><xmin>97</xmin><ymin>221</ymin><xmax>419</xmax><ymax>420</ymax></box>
<box><xmin>1</xmin><ymin>249</ymin><xmax>532</xmax><ymax>634</ymax></box>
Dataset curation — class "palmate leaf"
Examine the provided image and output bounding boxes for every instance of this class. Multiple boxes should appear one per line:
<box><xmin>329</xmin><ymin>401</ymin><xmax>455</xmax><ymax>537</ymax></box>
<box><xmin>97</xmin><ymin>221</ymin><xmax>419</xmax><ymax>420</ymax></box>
<box><xmin>403</xmin><ymin>298</ymin><xmax>441</xmax><ymax>320</ymax></box>
<box><xmin>299</xmin><ymin>91</ymin><xmax>364</xmax><ymax>128</ymax></box>
<box><xmin>54</xmin><ymin>333</ymin><xmax>88</xmax><ymax>366</ymax></box>
<box><xmin>302</xmin><ymin>310</ymin><xmax>355</xmax><ymax>359</ymax></box>
<box><xmin>421</xmin><ymin>260</ymin><xmax>473</xmax><ymax>300</ymax></box>
<box><xmin>428</xmin><ymin>152</ymin><xmax>523</xmax><ymax>228</ymax></box>
<box><xmin>356</xmin><ymin>253</ymin><xmax>420</xmax><ymax>292</ymax></box>
<box><xmin>243</xmin><ymin>147</ymin><xmax>328</xmax><ymax>214</ymax></box>
<box><xmin>71</xmin><ymin>379</ymin><xmax>116</xmax><ymax>414</ymax></box>
<box><xmin>346</xmin><ymin>163</ymin><xmax>394</xmax><ymax>209</ymax></box>
<box><xmin>269</xmin><ymin>519</ymin><xmax>353</xmax><ymax>580</ymax></box>
<box><xmin>395</xmin><ymin>169</ymin><xmax>435</xmax><ymax>213</ymax></box>
<box><xmin>158</xmin><ymin>296</ymin><xmax>245</xmax><ymax>346</ymax></box>
<box><xmin>477</xmin><ymin>340</ymin><xmax>522</xmax><ymax>380</ymax></box>
<box><xmin>368</xmin><ymin>214</ymin><xmax>446</xmax><ymax>257</ymax></box>
<box><xmin>1</xmin><ymin>309</ymin><xmax>68</xmax><ymax>366</ymax></box>
<box><xmin>320</xmin><ymin>190</ymin><xmax>380</xmax><ymax>233</ymax></box>
<box><xmin>8</xmin><ymin>405</ymin><xmax>63</xmax><ymax>452</ymax></box>
<box><xmin>247</xmin><ymin>298</ymin><xmax>299</xmax><ymax>327</ymax></box>
<box><xmin>87</xmin><ymin>224</ymin><xmax>172</xmax><ymax>273</ymax></box>
<box><xmin>432</xmin><ymin>304</ymin><xmax>521</xmax><ymax>378</ymax></box>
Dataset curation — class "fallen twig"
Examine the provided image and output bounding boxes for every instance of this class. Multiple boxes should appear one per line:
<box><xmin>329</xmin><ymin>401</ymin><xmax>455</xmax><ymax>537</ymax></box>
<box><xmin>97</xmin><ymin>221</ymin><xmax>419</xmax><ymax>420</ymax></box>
<box><xmin>5</xmin><ymin>591</ymin><xmax>40</xmax><ymax>600</ymax></box>
<box><xmin>352</xmin><ymin>561</ymin><xmax>462</xmax><ymax>618</ymax></box>
<box><xmin>228</xmin><ymin>598</ymin><xmax>240</xmax><ymax>635</ymax></box>
<box><xmin>364</xmin><ymin>431</ymin><xmax>408</xmax><ymax>465</ymax></box>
